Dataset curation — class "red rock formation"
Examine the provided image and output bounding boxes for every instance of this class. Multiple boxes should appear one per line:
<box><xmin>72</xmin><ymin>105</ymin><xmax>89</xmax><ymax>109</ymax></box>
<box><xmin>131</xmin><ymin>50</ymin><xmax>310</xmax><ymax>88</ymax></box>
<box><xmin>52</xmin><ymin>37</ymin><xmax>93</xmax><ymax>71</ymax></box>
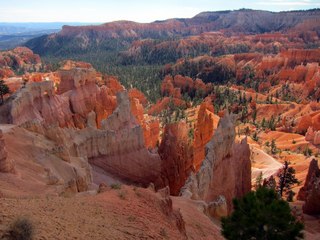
<box><xmin>193</xmin><ymin>101</ymin><xmax>216</xmax><ymax>170</ymax></box>
<box><xmin>161</xmin><ymin>75</ymin><xmax>175</xmax><ymax>96</ymax></box>
<box><xmin>130</xmin><ymin>97</ymin><xmax>159</xmax><ymax>149</ymax></box>
<box><xmin>181</xmin><ymin>112</ymin><xmax>251</xmax><ymax>213</ymax></box>
<box><xmin>0</xmin><ymin>47</ymin><xmax>41</xmax><ymax>78</ymax></box>
<box><xmin>0</xmin><ymin>130</ymin><xmax>14</xmax><ymax>173</ymax></box>
<box><xmin>305</xmin><ymin>127</ymin><xmax>320</xmax><ymax>145</ymax></box>
<box><xmin>9</xmin><ymin>66</ymin><xmax>119</xmax><ymax>129</ymax></box>
<box><xmin>173</xmin><ymin>75</ymin><xmax>193</xmax><ymax>94</ymax></box>
<box><xmin>280</xmin><ymin>49</ymin><xmax>320</xmax><ymax>67</ymax></box>
<box><xmin>297</xmin><ymin>111</ymin><xmax>320</xmax><ymax>133</ymax></box>
<box><xmin>105</xmin><ymin>75</ymin><xmax>125</xmax><ymax>95</ymax></box>
<box><xmin>158</xmin><ymin>122</ymin><xmax>193</xmax><ymax>195</ymax></box>
<box><xmin>60</xmin><ymin>60</ymin><xmax>93</xmax><ymax>70</ymax></box>
<box><xmin>10</xmin><ymin>80</ymin><xmax>74</xmax><ymax>128</ymax></box>
<box><xmin>79</xmin><ymin>91</ymin><xmax>162</xmax><ymax>185</ymax></box>
<box><xmin>297</xmin><ymin>159</ymin><xmax>320</xmax><ymax>215</ymax></box>
<box><xmin>128</xmin><ymin>88</ymin><xmax>148</xmax><ymax>106</ymax></box>
<box><xmin>148</xmin><ymin>97</ymin><xmax>187</xmax><ymax>115</ymax></box>
<box><xmin>4</xmin><ymin>77</ymin><xmax>23</xmax><ymax>93</ymax></box>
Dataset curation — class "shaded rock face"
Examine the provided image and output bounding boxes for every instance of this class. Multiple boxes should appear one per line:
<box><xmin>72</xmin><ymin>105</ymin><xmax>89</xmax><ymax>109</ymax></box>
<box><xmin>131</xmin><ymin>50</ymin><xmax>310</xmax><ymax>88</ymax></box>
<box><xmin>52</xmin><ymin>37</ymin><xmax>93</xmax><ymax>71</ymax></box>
<box><xmin>77</xmin><ymin>91</ymin><xmax>162</xmax><ymax>185</ymax></box>
<box><xmin>181</xmin><ymin>113</ymin><xmax>251</xmax><ymax>213</ymax></box>
<box><xmin>158</xmin><ymin>122</ymin><xmax>193</xmax><ymax>195</ymax></box>
<box><xmin>297</xmin><ymin>159</ymin><xmax>320</xmax><ymax>215</ymax></box>
<box><xmin>0</xmin><ymin>130</ymin><xmax>14</xmax><ymax>173</ymax></box>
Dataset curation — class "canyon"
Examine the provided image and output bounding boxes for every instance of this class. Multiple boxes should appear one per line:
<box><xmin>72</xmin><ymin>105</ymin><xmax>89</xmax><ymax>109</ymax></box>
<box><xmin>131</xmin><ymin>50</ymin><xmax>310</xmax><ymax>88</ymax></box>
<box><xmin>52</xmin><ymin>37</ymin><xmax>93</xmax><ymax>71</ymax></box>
<box><xmin>0</xmin><ymin>8</ymin><xmax>319</xmax><ymax>239</ymax></box>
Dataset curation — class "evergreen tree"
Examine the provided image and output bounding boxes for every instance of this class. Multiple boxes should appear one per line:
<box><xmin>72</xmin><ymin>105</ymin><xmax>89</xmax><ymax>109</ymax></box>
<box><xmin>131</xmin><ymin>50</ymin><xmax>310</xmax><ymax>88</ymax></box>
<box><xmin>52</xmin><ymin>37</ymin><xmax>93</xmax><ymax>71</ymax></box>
<box><xmin>277</xmin><ymin>161</ymin><xmax>299</xmax><ymax>198</ymax></box>
<box><xmin>255</xmin><ymin>172</ymin><xmax>263</xmax><ymax>189</ymax></box>
<box><xmin>271</xmin><ymin>139</ymin><xmax>277</xmax><ymax>154</ymax></box>
<box><xmin>221</xmin><ymin>187</ymin><xmax>304</xmax><ymax>240</ymax></box>
<box><xmin>252</xmin><ymin>109</ymin><xmax>257</xmax><ymax>123</ymax></box>
<box><xmin>261</xmin><ymin>117</ymin><xmax>266</xmax><ymax>129</ymax></box>
<box><xmin>263</xmin><ymin>175</ymin><xmax>276</xmax><ymax>190</ymax></box>
<box><xmin>0</xmin><ymin>80</ymin><xmax>9</xmax><ymax>104</ymax></box>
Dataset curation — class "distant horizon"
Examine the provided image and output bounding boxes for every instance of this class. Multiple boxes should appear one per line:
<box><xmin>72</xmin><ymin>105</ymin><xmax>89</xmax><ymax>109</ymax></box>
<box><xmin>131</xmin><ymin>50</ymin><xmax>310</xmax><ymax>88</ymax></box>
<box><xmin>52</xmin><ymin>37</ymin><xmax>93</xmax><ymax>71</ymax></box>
<box><xmin>1</xmin><ymin>0</ymin><xmax>320</xmax><ymax>23</ymax></box>
<box><xmin>0</xmin><ymin>8</ymin><xmax>319</xmax><ymax>25</ymax></box>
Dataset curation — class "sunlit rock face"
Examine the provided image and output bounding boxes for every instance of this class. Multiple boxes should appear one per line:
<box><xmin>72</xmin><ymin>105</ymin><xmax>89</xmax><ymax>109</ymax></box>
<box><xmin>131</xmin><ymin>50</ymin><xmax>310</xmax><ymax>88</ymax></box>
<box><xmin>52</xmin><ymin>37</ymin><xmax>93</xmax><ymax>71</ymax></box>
<box><xmin>193</xmin><ymin>101</ymin><xmax>216</xmax><ymax>171</ymax></box>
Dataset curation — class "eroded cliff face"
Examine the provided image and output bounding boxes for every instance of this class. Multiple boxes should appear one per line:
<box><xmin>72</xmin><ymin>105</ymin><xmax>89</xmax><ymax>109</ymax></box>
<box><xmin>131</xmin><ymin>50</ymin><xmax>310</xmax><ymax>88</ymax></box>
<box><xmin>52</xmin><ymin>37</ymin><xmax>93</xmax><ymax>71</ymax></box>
<box><xmin>297</xmin><ymin>159</ymin><xmax>320</xmax><ymax>215</ymax></box>
<box><xmin>10</xmin><ymin>80</ymin><xmax>74</xmax><ymax>127</ymax></box>
<box><xmin>130</xmin><ymin>97</ymin><xmax>160</xmax><ymax>149</ymax></box>
<box><xmin>305</xmin><ymin>127</ymin><xmax>320</xmax><ymax>145</ymax></box>
<box><xmin>74</xmin><ymin>91</ymin><xmax>162</xmax><ymax>185</ymax></box>
<box><xmin>181</xmin><ymin>112</ymin><xmax>251</xmax><ymax>213</ymax></box>
<box><xmin>158</xmin><ymin>122</ymin><xmax>193</xmax><ymax>195</ymax></box>
<box><xmin>4</xmin><ymin>64</ymin><xmax>164</xmax><ymax>192</ymax></box>
<box><xmin>193</xmin><ymin>101</ymin><xmax>217</xmax><ymax>170</ymax></box>
<box><xmin>9</xmin><ymin>66</ymin><xmax>120</xmax><ymax>129</ymax></box>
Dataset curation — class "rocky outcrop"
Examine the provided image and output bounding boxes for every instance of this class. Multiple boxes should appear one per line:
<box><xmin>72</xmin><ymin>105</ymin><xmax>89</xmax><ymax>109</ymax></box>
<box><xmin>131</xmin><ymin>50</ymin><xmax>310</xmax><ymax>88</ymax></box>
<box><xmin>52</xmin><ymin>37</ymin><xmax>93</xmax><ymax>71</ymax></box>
<box><xmin>181</xmin><ymin>112</ymin><xmax>251</xmax><ymax>214</ymax></box>
<box><xmin>297</xmin><ymin>159</ymin><xmax>320</xmax><ymax>215</ymax></box>
<box><xmin>129</xmin><ymin>88</ymin><xmax>148</xmax><ymax>106</ymax></box>
<box><xmin>0</xmin><ymin>130</ymin><xmax>14</xmax><ymax>173</ymax></box>
<box><xmin>78</xmin><ymin>91</ymin><xmax>162</xmax><ymax>185</ymax></box>
<box><xmin>130</xmin><ymin>97</ymin><xmax>159</xmax><ymax>149</ymax></box>
<box><xmin>158</xmin><ymin>122</ymin><xmax>193</xmax><ymax>195</ymax></box>
<box><xmin>0</xmin><ymin>47</ymin><xmax>41</xmax><ymax>78</ymax></box>
<box><xmin>148</xmin><ymin>97</ymin><xmax>187</xmax><ymax>116</ymax></box>
<box><xmin>297</xmin><ymin>111</ymin><xmax>320</xmax><ymax>134</ymax></box>
<box><xmin>10</xmin><ymin>80</ymin><xmax>74</xmax><ymax>127</ymax></box>
<box><xmin>193</xmin><ymin>101</ymin><xmax>216</xmax><ymax>170</ymax></box>
<box><xmin>156</xmin><ymin>186</ymin><xmax>187</xmax><ymax>236</ymax></box>
<box><xmin>305</xmin><ymin>127</ymin><xmax>320</xmax><ymax>145</ymax></box>
<box><xmin>9</xmin><ymin>67</ymin><xmax>119</xmax><ymax>129</ymax></box>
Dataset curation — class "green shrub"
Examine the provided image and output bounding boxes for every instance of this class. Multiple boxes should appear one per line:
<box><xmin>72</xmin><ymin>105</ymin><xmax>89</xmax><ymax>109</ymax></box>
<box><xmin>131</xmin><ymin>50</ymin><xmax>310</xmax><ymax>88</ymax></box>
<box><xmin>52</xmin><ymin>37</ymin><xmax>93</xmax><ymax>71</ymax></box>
<box><xmin>221</xmin><ymin>187</ymin><xmax>304</xmax><ymax>240</ymax></box>
<box><xmin>110</xmin><ymin>183</ymin><xmax>121</xmax><ymax>189</ymax></box>
<box><xmin>7</xmin><ymin>217</ymin><xmax>34</xmax><ymax>240</ymax></box>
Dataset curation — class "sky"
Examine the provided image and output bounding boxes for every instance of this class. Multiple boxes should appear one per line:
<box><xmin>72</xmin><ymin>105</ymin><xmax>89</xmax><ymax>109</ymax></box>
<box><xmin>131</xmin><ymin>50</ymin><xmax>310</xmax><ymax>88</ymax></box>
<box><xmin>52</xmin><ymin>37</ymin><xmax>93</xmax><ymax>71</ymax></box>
<box><xmin>0</xmin><ymin>0</ymin><xmax>319</xmax><ymax>23</ymax></box>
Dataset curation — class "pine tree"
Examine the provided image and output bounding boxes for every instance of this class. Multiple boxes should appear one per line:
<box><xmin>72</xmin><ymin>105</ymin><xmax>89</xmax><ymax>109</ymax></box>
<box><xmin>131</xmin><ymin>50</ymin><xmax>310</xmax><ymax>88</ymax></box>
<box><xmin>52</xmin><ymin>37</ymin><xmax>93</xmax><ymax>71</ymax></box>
<box><xmin>271</xmin><ymin>139</ymin><xmax>277</xmax><ymax>154</ymax></box>
<box><xmin>255</xmin><ymin>172</ymin><xmax>263</xmax><ymax>189</ymax></box>
<box><xmin>277</xmin><ymin>161</ymin><xmax>299</xmax><ymax>198</ymax></box>
<box><xmin>0</xmin><ymin>80</ymin><xmax>9</xmax><ymax>104</ymax></box>
<box><xmin>221</xmin><ymin>187</ymin><xmax>304</xmax><ymax>240</ymax></box>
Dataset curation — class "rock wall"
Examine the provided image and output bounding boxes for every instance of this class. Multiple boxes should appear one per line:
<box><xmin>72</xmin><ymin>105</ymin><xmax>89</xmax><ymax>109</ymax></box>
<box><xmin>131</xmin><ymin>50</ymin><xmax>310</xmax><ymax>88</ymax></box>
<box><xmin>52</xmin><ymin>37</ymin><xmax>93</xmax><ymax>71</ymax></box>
<box><xmin>193</xmin><ymin>101</ymin><xmax>216</xmax><ymax>170</ymax></box>
<box><xmin>297</xmin><ymin>159</ymin><xmax>320</xmax><ymax>215</ymax></box>
<box><xmin>9</xmin><ymin>67</ymin><xmax>119</xmax><ymax>129</ymax></box>
<box><xmin>181</xmin><ymin>112</ymin><xmax>251</xmax><ymax>213</ymax></box>
<box><xmin>130</xmin><ymin>97</ymin><xmax>160</xmax><ymax>149</ymax></box>
<box><xmin>305</xmin><ymin>127</ymin><xmax>320</xmax><ymax>145</ymax></box>
<box><xmin>158</xmin><ymin>122</ymin><xmax>193</xmax><ymax>195</ymax></box>
<box><xmin>10</xmin><ymin>80</ymin><xmax>74</xmax><ymax>127</ymax></box>
<box><xmin>75</xmin><ymin>91</ymin><xmax>162</xmax><ymax>185</ymax></box>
